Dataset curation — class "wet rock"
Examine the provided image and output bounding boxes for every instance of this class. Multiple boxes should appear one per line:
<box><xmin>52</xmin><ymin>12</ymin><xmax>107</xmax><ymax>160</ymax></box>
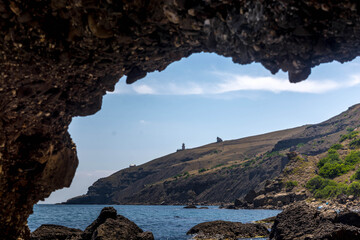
<box><xmin>224</xmin><ymin>205</ymin><xmax>237</xmax><ymax>210</ymax></box>
<box><xmin>187</xmin><ymin>220</ymin><xmax>269</xmax><ymax>239</ymax></box>
<box><xmin>184</xmin><ymin>205</ymin><xmax>197</xmax><ymax>209</ymax></box>
<box><xmin>198</xmin><ymin>207</ymin><xmax>209</xmax><ymax>209</ymax></box>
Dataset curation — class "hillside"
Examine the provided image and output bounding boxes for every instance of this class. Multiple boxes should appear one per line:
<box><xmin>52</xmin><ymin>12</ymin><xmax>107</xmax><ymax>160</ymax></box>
<box><xmin>64</xmin><ymin>104</ymin><xmax>360</xmax><ymax>205</ymax></box>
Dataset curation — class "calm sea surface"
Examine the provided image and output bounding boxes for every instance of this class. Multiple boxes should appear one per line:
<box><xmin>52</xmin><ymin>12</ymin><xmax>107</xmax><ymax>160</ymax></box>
<box><xmin>28</xmin><ymin>205</ymin><xmax>281</xmax><ymax>240</ymax></box>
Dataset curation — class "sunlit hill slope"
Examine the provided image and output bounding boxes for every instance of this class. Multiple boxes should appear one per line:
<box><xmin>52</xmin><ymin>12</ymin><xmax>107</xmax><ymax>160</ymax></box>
<box><xmin>65</xmin><ymin>104</ymin><xmax>360</xmax><ymax>205</ymax></box>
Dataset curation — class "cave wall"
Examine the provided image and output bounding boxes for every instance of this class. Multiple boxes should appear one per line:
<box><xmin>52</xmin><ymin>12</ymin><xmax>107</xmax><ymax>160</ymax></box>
<box><xmin>1</xmin><ymin>0</ymin><xmax>360</xmax><ymax>239</ymax></box>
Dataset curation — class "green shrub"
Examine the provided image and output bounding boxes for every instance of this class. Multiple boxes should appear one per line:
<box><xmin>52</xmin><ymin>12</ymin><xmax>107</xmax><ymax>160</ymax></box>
<box><xmin>347</xmin><ymin>127</ymin><xmax>355</xmax><ymax>132</ymax></box>
<box><xmin>306</xmin><ymin>176</ymin><xmax>324</xmax><ymax>192</ymax></box>
<box><xmin>319</xmin><ymin>162</ymin><xmax>350</xmax><ymax>179</ymax></box>
<box><xmin>348</xmin><ymin>182</ymin><xmax>360</xmax><ymax>196</ymax></box>
<box><xmin>340</xmin><ymin>131</ymin><xmax>359</xmax><ymax>142</ymax></box>
<box><xmin>265</xmin><ymin>151</ymin><xmax>280</xmax><ymax>158</ymax></box>
<box><xmin>296</xmin><ymin>143</ymin><xmax>305</xmax><ymax>148</ymax></box>
<box><xmin>351</xmin><ymin>168</ymin><xmax>360</xmax><ymax>181</ymax></box>
<box><xmin>327</xmin><ymin>149</ymin><xmax>337</xmax><ymax>154</ymax></box>
<box><xmin>350</xmin><ymin>139</ymin><xmax>360</xmax><ymax>149</ymax></box>
<box><xmin>285</xmin><ymin>180</ymin><xmax>298</xmax><ymax>189</ymax></box>
<box><xmin>243</xmin><ymin>160</ymin><xmax>255</xmax><ymax>168</ymax></box>
<box><xmin>314</xmin><ymin>184</ymin><xmax>347</xmax><ymax>199</ymax></box>
<box><xmin>330</xmin><ymin>143</ymin><xmax>343</xmax><ymax>150</ymax></box>
<box><xmin>344</xmin><ymin>151</ymin><xmax>360</xmax><ymax>165</ymax></box>
<box><xmin>306</xmin><ymin>176</ymin><xmax>347</xmax><ymax>199</ymax></box>
<box><xmin>198</xmin><ymin>168</ymin><xmax>207</xmax><ymax>173</ymax></box>
<box><xmin>211</xmin><ymin>163</ymin><xmax>224</xmax><ymax>169</ymax></box>
<box><xmin>317</xmin><ymin>150</ymin><xmax>360</xmax><ymax>179</ymax></box>
<box><xmin>317</xmin><ymin>152</ymin><xmax>341</xmax><ymax>168</ymax></box>
<box><xmin>306</xmin><ymin>176</ymin><xmax>335</xmax><ymax>192</ymax></box>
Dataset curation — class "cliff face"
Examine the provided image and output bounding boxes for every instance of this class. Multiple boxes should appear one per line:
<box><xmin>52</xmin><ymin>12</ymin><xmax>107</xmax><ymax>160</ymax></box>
<box><xmin>3</xmin><ymin>0</ymin><xmax>360</xmax><ymax>238</ymax></box>
<box><xmin>65</xmin><ymin>104</ymin><xmax>360</xmax><ymax>205</ymax></box>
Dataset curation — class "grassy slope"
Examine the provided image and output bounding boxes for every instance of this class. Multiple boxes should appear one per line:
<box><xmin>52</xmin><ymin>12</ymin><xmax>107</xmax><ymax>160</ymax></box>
<box><xmin>65</xmin><ymin>104</ymin><xmax>360</xmax><ymax>204</ymax></box>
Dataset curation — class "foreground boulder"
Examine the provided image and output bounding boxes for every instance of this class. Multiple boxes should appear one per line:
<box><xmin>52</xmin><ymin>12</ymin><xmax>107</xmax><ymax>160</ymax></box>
<box><xmin>31</xmin><ymin>207</ymin><xmax>154</xmax><ymax>240</ymax></box>
<box><xmin>187</xmin><ymin>220</ymin><xmax>269</xmax><ymax>239</ymax></box>
<box><xmin>30</xmin><ymin>225</ymin><xmax>82</xmax><ymax>240</ymax></box>
<box><xmin>270</xmin><ymin>202</ymin><xmax>360</xmax><ymax>240</ymax></box>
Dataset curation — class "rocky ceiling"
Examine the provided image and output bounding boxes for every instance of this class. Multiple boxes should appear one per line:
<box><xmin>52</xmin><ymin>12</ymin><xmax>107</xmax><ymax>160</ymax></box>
<box><xmin>1</xmin><ymin>0</ymin><xmax>360</xmax><ymax>239</ymax></box>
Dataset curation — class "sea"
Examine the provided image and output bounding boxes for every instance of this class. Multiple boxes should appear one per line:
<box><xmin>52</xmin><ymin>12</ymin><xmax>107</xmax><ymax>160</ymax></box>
<box><xmin>28</xmin><ymin>205</ymin><xmax>281</xmax><ymax>240</ymax></box>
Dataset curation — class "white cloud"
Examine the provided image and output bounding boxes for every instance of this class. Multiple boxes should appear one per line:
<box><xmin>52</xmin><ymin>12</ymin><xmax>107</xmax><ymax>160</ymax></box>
<box><xmin>212</xmin><ymin>73</ymin><xmax>338</xmax><ymax>94</ymax></box>
<box><xmin>109</xmin><ymin>72</ymin><xmax>360</xmax><ymax>96</ymax></box>
<box><xmin>133</xmin><ymin>84</ymin><xmax>156</xmax><ymax>94</ymax></box>
<box><xmin>139</xmin><ymin>120</ymin><xmax>149</xmax><ymax>125</ymax></box>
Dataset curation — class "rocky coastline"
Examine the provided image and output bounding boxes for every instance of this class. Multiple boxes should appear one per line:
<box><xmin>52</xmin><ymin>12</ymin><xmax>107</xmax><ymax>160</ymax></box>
<box><xmin>31</xmin><ymin>207</ymin><xmax>154</xmax><ymax>240</ymax></box>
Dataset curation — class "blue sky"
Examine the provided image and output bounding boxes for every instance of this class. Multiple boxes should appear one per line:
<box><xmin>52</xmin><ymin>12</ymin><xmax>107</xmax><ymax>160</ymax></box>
<box><xmin>43</xmin><ymin>53</ymin><xmax>360</xmax><ymax>203</ymax></box>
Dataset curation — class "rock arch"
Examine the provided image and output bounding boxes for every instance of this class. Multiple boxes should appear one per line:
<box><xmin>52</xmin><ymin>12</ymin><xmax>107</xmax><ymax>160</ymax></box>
<box><xmin>1</xmin><ymin>0</ymin><xmax>360</xmax><ymax>238</ymax></box>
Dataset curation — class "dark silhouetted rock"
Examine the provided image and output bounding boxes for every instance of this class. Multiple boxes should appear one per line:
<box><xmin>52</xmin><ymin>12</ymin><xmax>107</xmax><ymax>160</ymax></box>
<box><xmin>225</xmin><ymin>205</ymin><xmax>237</xmax><ymax>209</ymax></box>
<box><xmin>253</xmin><ymin>194</ymin><xmax>267</xmax><ymax>208</ymax></box>
<box><xmin>244</xmin><ymin>190</ymin><xmax>257</xmax><ymax>204</ymax></box>
<box><xmin>187</xmin><ymin>221</ymin><xmax>269</xmax><ymax>239</ymax></box>
<box><xmin>81</xmin><ymin>207</ymin><xmax>117</xmax><ymax>239</ymax></box>
<box><xmin>234</xmin><ymin>198</ymin><xmax>247</xmax><ymax>208</ymax></box>
<box><xmin>270</xmin><ymin>202</ymin><xmax>330</xmax><ymax>239</ymax></box>
<box><xmin>81</xmin><ymin>207</ymin><xmax>153</xmax><ymax>240</ymax></box>
<box><xmin>89</xmin><ymin>216</ymin><xmax>154</xmax><ymax>240</ymax></box>
<box><xmin>184</xmin><ymin>205</ymin><xmax>197</xmax><ymax>209</ymax></box>
<box><xmin>335</xmin><ymin>210</ymin><xmax>360</xmax><ymax>228</ymax></box>
<box><xmin>30</xmin><ymin>224</ymin><xmax>82</xmax><ymax>240</ymax></box>
<box><xmin>254</xmin><ymin>216</ymin><xmax>277</xmax><ymax>229</ymax></box>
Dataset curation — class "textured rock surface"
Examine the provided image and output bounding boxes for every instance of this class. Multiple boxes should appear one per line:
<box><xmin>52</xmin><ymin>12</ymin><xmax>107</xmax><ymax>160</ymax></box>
<box><xmin>30</xmin><ymin>207</ymin><xmax>154</xmax><ymax>240</ymax></box>
<box><xmin>187</xmin><ymin>220</ymin><xmax>269</xmax><ymax>239</ymax></box>
<box><xmin>30</xmin><ymin>224</ymin><xmax>82</xmax><ymax>240</ymax></box>
<box><xmin>2</xmin><ymin>0</ymin><xmax>360</xmax><ymax>239</ymax></box>
<box><xmin>270</xmin><ymin>202</ymin><xmax>360</xmax><ymax>240</ymax></box>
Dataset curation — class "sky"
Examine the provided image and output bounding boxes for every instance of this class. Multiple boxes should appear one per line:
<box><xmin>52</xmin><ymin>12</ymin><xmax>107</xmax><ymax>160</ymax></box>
<box><xmin>42</xmin><ymin>53</ymin><xmax>360</xmax><ymax>203</ymax></box>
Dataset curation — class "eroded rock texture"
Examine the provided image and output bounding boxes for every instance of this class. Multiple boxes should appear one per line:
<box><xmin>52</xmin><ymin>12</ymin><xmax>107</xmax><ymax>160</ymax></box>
<box><xmin>2</xmin><ymin>0</ymin><xmax>360</xmax><ymax>239</ymax></box>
